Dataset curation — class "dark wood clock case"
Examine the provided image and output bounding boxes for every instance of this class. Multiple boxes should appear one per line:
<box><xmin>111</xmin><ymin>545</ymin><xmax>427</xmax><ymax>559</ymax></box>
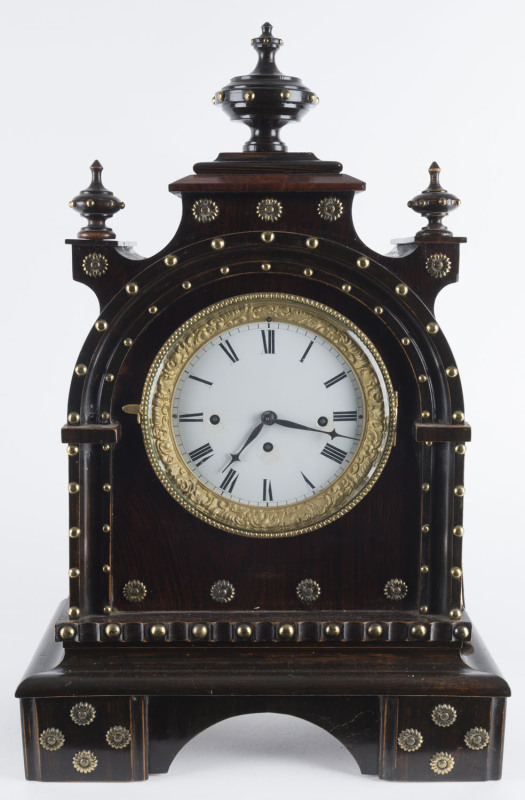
<box><xmin>16</xmin><ymin>24</ymin><xmax>509</xmax><ymax>782</ymax></box>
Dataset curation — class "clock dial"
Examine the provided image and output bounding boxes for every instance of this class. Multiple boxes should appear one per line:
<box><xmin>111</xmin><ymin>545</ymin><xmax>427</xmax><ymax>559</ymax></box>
<box><xmin>142</xmin><ymin>293</ymin><xmax>396</xmax><ymax>537</ymax></box>
<box><xmin>172</xmin><ymin>321</ymin><xmax>365</xmax><ymax>507</ymax></box>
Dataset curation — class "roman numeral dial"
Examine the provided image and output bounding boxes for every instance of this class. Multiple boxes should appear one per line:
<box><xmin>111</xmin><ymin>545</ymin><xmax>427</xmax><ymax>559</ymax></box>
<box><xmin>142</xmin><ymin>294</ymin><xmax>395</xmax><ymax>534</ymax></box>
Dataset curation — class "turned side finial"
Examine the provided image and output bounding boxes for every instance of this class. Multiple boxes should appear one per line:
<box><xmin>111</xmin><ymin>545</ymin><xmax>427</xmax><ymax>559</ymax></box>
<box><xmin>69</xmin><ymin>161</ymin><xmax>124</xmax><ymax>240</ymax></box>
<box><xmin>212</xmin><ymin>23</ymin><xmax>318</xmax><ymax>153</ymax></box>
<box><xmin>408</xmin><ymin>162</ymin><xmax>461</xmax><ymax>240</ymax></box>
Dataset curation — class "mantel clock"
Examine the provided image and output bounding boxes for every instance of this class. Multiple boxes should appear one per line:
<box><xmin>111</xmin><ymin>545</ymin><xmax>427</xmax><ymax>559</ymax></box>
<box><xmin>17</xmin><ymin>24</ymin><xmax>510</xmax><ymax>782</ymax></box>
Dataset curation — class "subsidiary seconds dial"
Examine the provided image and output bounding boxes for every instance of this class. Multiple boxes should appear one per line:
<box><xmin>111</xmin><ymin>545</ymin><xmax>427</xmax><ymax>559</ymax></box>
<box><xmin>142</xmin><ymin>294</ymin><xmax>396</xmax><ymax>537</ymax></box>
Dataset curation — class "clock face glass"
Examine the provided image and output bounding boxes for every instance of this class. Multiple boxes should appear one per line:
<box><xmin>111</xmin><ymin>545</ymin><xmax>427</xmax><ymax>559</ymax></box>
<box><xmin>142</xmin><ymin>294</ymin><xmax>395</xmax><ymax>537</ymax></box>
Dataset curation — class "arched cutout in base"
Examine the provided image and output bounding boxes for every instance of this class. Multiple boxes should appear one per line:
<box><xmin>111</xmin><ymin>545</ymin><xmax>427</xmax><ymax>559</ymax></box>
<box><xmin>148</xmin><ymin>696</ymin><xmax>379</xmax><ymax>777</ymax></box>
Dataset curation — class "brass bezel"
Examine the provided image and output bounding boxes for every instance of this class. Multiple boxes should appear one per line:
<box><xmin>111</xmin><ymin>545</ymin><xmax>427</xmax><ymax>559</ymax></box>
<box><xmin>141</xmin><ymin>293</ymin><xmax>396</xmax><ymax>538</ymax></box>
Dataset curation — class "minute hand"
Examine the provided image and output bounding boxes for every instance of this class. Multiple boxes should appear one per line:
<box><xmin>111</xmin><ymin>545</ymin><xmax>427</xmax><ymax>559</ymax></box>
<box><xmin>274</xmin><ymin>419</ymin><xmax>357</xmax><ymax>441</ymax></box>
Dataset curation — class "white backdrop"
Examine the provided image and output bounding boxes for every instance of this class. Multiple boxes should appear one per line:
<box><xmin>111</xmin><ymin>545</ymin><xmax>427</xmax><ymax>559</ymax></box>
<box><xmin>1</xmin><ymin>1</ymin><xmax>524</xmax><ymax>797</ymax></box>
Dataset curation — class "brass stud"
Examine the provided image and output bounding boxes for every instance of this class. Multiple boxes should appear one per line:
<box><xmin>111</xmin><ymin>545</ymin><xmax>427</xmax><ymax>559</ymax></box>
<box><xmin>106</xmin><ymin>725</ymin><xmax>131</xmax><ymax>749</ymax></box>
<box><xmin>452</xmin><ymin>410</ymin><xmax>465</xmax><ymax>422</ymax></box>
<box><xmin>103</xmin><ymin>605</ymin><xmax>112</xmax><ymax>614</ymax></box>
<box><xmin>105</xmin><ymin>373</ymin><xmax>114</xmax><ymax>382</ymax></box>
<box><xmin>68</xmin><ymin>412</ymin><xmax>80</xmax><ymax>424</ymax></box>
<box><xmin>397</xmin><ymin>728</ymin><xmax>423</xmax><ymax>752</ymax></box>
<box><xmin>367</xmin><ymin>623</ymin><xmax>384</xmax><ymax>639</ymax></box>
<box><xmin>465</xmin><ymin>727</ymin><xmax>490</xmax><ymax>750</ymax></box>
<box><xmin>324</xmin><ymin>623</ymin><xmax>342</xmax><ymax>638</ymax></box>
<box><xmin>125</xmin><ymin>282</ymin><xmax>139</xmax><ymax>295</ymax></box>
<box><xmin>384</xmin><ymin>578</ymin><xmax>408</xmax><ymax>601</ymax></box>
<box><xmin>69</xmin><ymin>527</ymin><xmax>81</xmax><ymax>538</ymax></box>
<box><xmin>70</xmin><ymin>702</ymin><xmax>96</xmax><ymax>726</ymax></box>
<box><xmin>68</xmin><ymin>482</ymin><xmax>80</xmax><ymax>494</ymax></box>
<box><xmin>261</xmin><ymin>231</ymin><xmax>275</xmax><ymax>243</ymax></box>
<box><xmin>420</xmin><ymin>605</ymin><xmax>429</xmax><ymax>614</ymax></box>
<box><xmin>422</xmin><ymin>524</ymin><xmax>430</xmax><ymax>533</ymax></box>
<box><xmin>211</xmin><ymin>238</ymin><xmax>225</xmax><ymax>250</ymax></box>
<box><xmin>455</xmin><ymin>444</ymin><xmax>466</xmax><ymax>455</ymax></box>
<box><xmin>164</xmin><ymin>254</ymin><xmax>178</xmax><ymax>267</ymax></box>
<box><xmin>150</xmin><ymin>624</ymin><xmax>167</xmax><ymax>640</ymax></box>
<box><xmin>454</xmin><ymin>625</ymin><xmax>470</xmax><ymax>640</ymax></box>
<box><xmin>182</xmin><ymin>280</ymin><xmax>192</xmax><ymax>290</ymax></box>
<box><xmin>422</xmin><ymin>483</ymin><xmax>430</xmax><ymax>492</ymax></box>
<box><xmin>374</xmin><ymin>306</ymin><xmax>384</xmax><ymax>315</ymax></box>
<box><xmin>236</xmin><ymin>624</ymin><xmax>253</xmax><ymax>640</ymax></box>
<box><xmin>451</xmin><ymin>567</ymin><xmax>462</xmax><ymax>578</ymax></box>
<box><xmin>453</xmin><ymin>525</ymin><xmax>464</xmax><ymax>537</ymax></box>
<box><xmin>421</xmin><ymin>411</ymin><xmax>430</xmax><ymax>419</ymax></box>
<box><xmin>303</xmin><ymin>267</ymin><xmax>313</xmax><ymax>277</ymax></box>
<box><xmin>120</xmin><ymin>202</ymin><xmax>125</xmax><ymax>209</ymax></box>
<box><xmin>102</xmin><ymin>524</ymin><xmax>111</xmax><ymax>533</ymax></box>
<box><xmin>122</xmin><ymin>579</ymin><xmax>147</xmax><ymax>603</ymax></box>
<box><xmin>261</xmin><ymin>263</ymin><xmax>271</xmax><ymax>271</ymax></box>
<box><xmin>103</xmin><ymin>483</ymin><xmax>111</xmax><ymax>492</ymax></box>
<box><xmin>420</xmin><ymin>565</ymin><xmax>429</xmax><ymax>574</ymax></box>
<box><xmin>211</xmin><ymin>96</ymin><xmax>216</xmax><ymax>105</ymax></box>
<box><xmin>220</xmin><ymin>266</ymin><xmax>230</xmax><ymax>275</ymax></box>
<box><xmin>341</xmin><ymin>284</ymin><xmax>352</xmax><ymax>293</ymax></box>
<box><xmin>39</xmin><ymin>727</ymin><xmax>66</xmax><ymax>752</ymax></box>
<box><xmin>278</xmin><ymin>624</ymin><xmax>295</xmax><ymax>640</ymax></box>
<box><xmin>67</xmin><ymin>445</ymin><xmax>79</xmax><ymax>456</ymax></box>
<box><xmin>69</xmin><ymin>568</ymin><xmax>80</xmax><ymax>578</ymax></box>
<box><xmin>86</xmin><ymin>199</ymin><xmax>95</xmax><ymax>208</ymax></box>
<box><xmin>68</xmin><ymin>606</ymin><xmax>80</xmax><ymax>619</ymax></box>
<box><xmin>123</xmin><ymin>337</ymin><xmax>133</xmax><ymax>347</ymax></box>
<box><xmin>449</xmin><ymin>608</ymin><xmax>462</xmax><ymax>619</ymax></box>
<box><xmin>356</xmin><ymin>256</ymin><xmax>370</xmax><ymax>269</ymax></box>
<box><xmin>244</xmin><ymin>90</ymin><xmax>255</xmax><ymax>101</ymax></box>
<box><xmin>431</xmin><ymin>704</ymin><xmax>457</xmax><ymax>727</ymax></box>
<box><xmin>105</xmin><ymin>623</ymin><xmax>121</xmax><ymax>639</ymax></box>
<box><xmin>418</xmin><ymin>374</ymin><xmax>428</xmax><ymax>383</ymax></box>
<box><xmin>59</xmin><ymin>625</ymin><xmax>76</xmax><ymax>640</ymax></box>
<box><xmin>411</xmin><ymin>624</ymin><xmax>428</xmax><ymax>639</ymax></box>
<box><xmin>430</xmin><ymin>752</ymin><xmax>455</xmax><ymax>775</ymax></box>
<box><xmin>102</xmin><ymin>444</ymin><xmax>110</xmax><ymax>451</ymax></box>
<box><xmin>446</xmin><ymin>366</ymin><xmax>458</xmax><ymax>378</ymax></box>
<box><xmin>306</xmin><ymin>237</ymin><xmax>319</xmax><ymax>249</ymax></box>
<box><xmin>69</xmin><ymin>200</ymin><xmax>76</xmax><ymax>207</ymax></box>
<box><xmin>102</xmin><ymin>564</ymin><xmax>111</xmax><ymax>574</ymax></box>
<box><xmin>210</xmin><ymin>580</ymin><xmax>236</xmax><ymax>604</ymax></box>
<box><xmin>101</xmin><ymin>411</ymin><xmax>110</xmax><ymax>422</ymax></box>
<box><xmin>426</xmin><ymin>322</ymin><xmax>439</xmax><ymax>334</ymax></box>
<box><xmin>454</xmin><ymin>485</ymin><xmax>465</xmax><ymax>497</ymax></box>
<box><xmin>192</xmin><ymin>624</ymin><xmax>208</xmax><ymax>640</ymax></box>
<box><xmin>425</xmin><ymin>441</ymin><xmax>433</xmax><ymax>447</ymax></box>
<box><xmin>148</xmin><ymin>305</ymin><xmax>158</xmax><ymax>314</ymax></box>
<box><xmin>395</xmin><ymin>283</ymin><xmax>409</xmax><ymax>296</ymax></box>
<box><xmin>95</xmin><ymin>319</ymin><xmax>108</xmax><ymax>332</ymax></box>
<box><xmin>218</xmin><ymin>91</ymin><xmax>225</xmax><ymax>102</ymax></box>
<box><xmin>281</xmin><ymin>90</ymin><xmax>291</xmax><ymax>100</ymax></box>
<box><xmin>308</xmin><ymin>93</ymin><xmax>318</xmax><ymax>103</ymax></box>
<box><xmin>72</xmin><ymin>750</ymin><xmax>98</xmax><ymax>774</ymax></box>
<box><xmin>401</xmin><ymin>337</ymin><xmax>410</xmax><ymax>346</ymax></box>
<box><xmin>74</xmin><ymin>364</ymin><xmax>87</xmax><ymax>376</ymax></box>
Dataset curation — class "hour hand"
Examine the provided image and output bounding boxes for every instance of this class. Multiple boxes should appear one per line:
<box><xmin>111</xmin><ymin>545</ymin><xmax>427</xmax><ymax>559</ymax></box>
<box><xmin>222</xmin><ymin>421</ymin><xmax>264</xmax><ymax>472</ymax></box>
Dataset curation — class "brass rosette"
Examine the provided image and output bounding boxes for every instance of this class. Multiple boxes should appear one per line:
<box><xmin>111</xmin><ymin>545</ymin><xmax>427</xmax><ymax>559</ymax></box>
<box><xmin>141</xmin><ymin>293</ymin><xmax>396</xmax><ymax>538</ymax></box>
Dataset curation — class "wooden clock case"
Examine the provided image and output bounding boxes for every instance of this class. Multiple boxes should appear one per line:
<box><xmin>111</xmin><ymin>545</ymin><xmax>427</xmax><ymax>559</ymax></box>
<box><xmin>16</xmin><ymin>23</ymin><xmax>509</xmax><ymax>783</ymax></box>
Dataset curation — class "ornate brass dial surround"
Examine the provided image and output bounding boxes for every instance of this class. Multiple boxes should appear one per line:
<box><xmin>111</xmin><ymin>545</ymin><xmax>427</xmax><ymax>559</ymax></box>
<box><xmin>141</xmin><ymin>293</ymin><xmax>396</xmax><ymax>537</ymax></box>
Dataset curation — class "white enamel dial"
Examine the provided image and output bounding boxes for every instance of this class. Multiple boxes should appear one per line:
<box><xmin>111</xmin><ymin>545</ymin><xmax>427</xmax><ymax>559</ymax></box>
<box><xmin>172</xmin><ymin>321</ymin><xmax>364</xmax><ymax>507</ymax></box>
<box><xmin>142</xmin><ymin>294</ymin><xmax>395</xmax><ymax>537</ymax></box>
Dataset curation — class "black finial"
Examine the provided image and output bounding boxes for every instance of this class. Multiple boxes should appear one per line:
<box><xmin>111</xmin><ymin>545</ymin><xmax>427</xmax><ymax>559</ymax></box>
<box><xmin>408</xmin><ymin>163</ymin><xmax>461</xmax><ymax>240</ymax></box>
<box><xmin>69</xmin><ymin>161</ymin><xmax>124</xmax><ymax>240</ymax></box>
<box><xmin>213</xmin><ymin>23</ymin><xmax>318</xmax><ymax>153</ymax></box>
